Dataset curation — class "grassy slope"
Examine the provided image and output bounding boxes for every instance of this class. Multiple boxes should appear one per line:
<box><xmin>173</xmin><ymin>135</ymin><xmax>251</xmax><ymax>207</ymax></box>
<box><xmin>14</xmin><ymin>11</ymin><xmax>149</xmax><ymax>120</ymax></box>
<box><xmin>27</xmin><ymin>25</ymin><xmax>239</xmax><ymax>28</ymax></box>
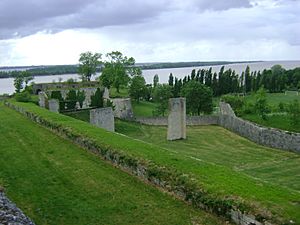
<box><xmin>0</xmin><ymin>103</ymin><xmax>226</xmax><ymax>225</ymax></box>
<box><xmin>15</xmin><ymin>101</ymin><xmax>300</xmax><ymax>223</ymax></box>
<box><xmin>132</xmin><ymin>101</ymin><xmax>158</xmax><ymax>117</ymax></box>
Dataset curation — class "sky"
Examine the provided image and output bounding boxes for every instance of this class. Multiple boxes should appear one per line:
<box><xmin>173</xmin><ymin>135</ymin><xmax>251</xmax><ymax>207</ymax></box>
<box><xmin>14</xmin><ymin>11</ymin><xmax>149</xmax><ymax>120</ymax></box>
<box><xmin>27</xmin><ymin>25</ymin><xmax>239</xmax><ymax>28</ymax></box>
<box><xmin>0</xmin><ymin>0</ymin><xmax>299</xmax><ymax>66</ymax></box>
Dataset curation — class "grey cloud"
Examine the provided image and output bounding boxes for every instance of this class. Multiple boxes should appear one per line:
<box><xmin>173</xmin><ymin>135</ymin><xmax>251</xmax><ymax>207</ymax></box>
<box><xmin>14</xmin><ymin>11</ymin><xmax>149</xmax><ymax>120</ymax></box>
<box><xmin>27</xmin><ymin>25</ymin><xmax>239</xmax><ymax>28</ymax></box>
<box><xmin>0</xmin><ymin>0</ymin><xmax>255</xmax><ymax>40</ymax></box>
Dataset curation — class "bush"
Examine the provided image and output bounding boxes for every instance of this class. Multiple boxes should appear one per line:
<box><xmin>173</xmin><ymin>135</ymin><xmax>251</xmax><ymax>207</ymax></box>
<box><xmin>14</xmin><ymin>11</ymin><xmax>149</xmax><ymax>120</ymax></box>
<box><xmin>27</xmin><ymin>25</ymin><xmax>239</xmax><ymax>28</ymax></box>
<box><xmin>65</xmin><ymin>89</ymin><xmax>77</xmax><ymax>110</ymax></box>
<box><xmin>288</xmin><ymin>100</ymin><xmax>300</xmax><ymax>126</ymax></box>
<box><xmin>15</xmin><ymin>91</ymin><xmax>32</xmax><ymax>102</ymax></box>
<box><xmin>90</xmin><ymin>88</ymin><xmax>104</xmax><ymax>108</ymax></box>
<box><xmin>221</xmin><ymin>94</ymin><xmax>245</xmax><ymax>116</ymax></box>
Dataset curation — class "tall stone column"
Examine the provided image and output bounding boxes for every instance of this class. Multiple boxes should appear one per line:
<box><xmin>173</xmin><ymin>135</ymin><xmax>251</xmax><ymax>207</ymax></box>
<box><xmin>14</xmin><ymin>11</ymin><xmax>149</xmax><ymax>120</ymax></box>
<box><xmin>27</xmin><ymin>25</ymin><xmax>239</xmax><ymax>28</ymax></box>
<box><xmin>90</xmin><ymin>107</ymin><xmax>115</xmax><ymax>132</ymax></box>
<box><xmin>167</xmin><ymin>98</ymin><xmax>186</xmax><ymax>140</ymax></box>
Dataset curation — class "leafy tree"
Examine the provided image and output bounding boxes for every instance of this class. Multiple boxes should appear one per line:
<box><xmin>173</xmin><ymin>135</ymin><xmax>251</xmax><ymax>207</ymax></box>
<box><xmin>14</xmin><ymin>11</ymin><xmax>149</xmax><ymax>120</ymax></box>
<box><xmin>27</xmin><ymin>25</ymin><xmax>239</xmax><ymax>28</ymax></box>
<box><xmin>129</xmin><ymin>76</ymin><xmax>147</xmax><ymax>103</ymax></box>
<box><xmin>13</xmin><ymin>74</ymin><xmax>24</xmax><ymax>93</ymax></box>
<box><xmin>90</xmin><ymin>88</ymin><xmax>104</xmax><ymax>108</ymax></box>
<box><xmin>100</xmin><ymin>51</ymin><xmax>136</xmax><ymax>93</ymax></box>
<box><xmin>153</xmin><ymin>74</ymin><xmax>159</xmax><ymax>88</ymax></box>
<box><xmin>168</xmin><ymin>73</ymin><xmax>174</xmax><ymax>86</ymax></box>
<box><xmin>78</xmin><ymin>51</ymin><xmax>102</xmax><ymax>82</ymax></box>
<box><xmin>22</xmin><ymin>71</ymin><xmax>34</xmax><ymax>87</ymax></box>
<box><xmin>288</xmin><ymin>100</ymin><xmax>300</xmax><ymax>126</ymax></box>
<box><xmin>152</xmin><ymin>84</ymin><xmax>173</xmax><ymax>116</ymax></box>
<box><xmin>254</xmin><ymin>87</ymin><xmax>269</xmax><ymax>120</ymax></box>
<box><xmin>221</xmin><ymin>94</ymin><xmax>245</xmax><ymax>116</ymax></box>
<box><xmin>181</xmin><ymin>80</ymin><xmax>213</xmax><ymax>115</ymax></box>
<box><xmin>65</xmin><ymin>89</ymin><xmax>77</xmax><ymax>110</ymax></box>
<box><xmin>77</xmin><ymin>90</ymin><xmax>86</xmax><ymax>108</ymax></box>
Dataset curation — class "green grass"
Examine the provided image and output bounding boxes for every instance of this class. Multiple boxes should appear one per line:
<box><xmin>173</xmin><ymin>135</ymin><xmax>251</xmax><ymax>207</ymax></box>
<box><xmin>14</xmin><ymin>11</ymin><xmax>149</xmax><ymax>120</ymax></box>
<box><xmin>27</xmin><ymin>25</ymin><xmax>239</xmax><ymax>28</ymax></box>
<box><xmin>242</xmin><ymin>93</ymin><xmax>300</xmax><ymax>132</ymax></box>
<box><xmin>109</xmin><ymin>87</ymin><xmax>129</xmax><ymax>98</ymax></box>
<box><xmin>242</xmin><ymin>113</ymin><xmax>300</xmax><ymax>132</ymax></box>
<box><xmin>0</xmin><ymin>103</ymin><xmax>226</xmax><ymax>225</ymax></box>
<box><xmin>14</xmin><ymin>101</ymin><xmax>300</xmax><ymax>223</ymax></box>
<box><xmin>132</xmin><ymin>101</ymin><xmax>159</xmax><ymax>117</ymax></box>
<box><xmin>245</xmin><ymin>92</ymin><xmax>300</xmax><ymax>106</ymax></box>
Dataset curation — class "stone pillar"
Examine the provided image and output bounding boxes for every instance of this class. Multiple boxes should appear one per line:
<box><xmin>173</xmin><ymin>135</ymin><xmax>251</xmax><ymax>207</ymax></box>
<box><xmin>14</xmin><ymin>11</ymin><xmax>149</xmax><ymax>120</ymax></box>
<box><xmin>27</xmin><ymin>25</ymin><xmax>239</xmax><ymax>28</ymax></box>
<box><xmin>112</xmin><ymin>98</ymin><xmax>134</xmax><ymax>119</ymax></box>
<box><xmin>90</xmin><ymin>107</ymin><xmax>115</xmax><ymax>132</ymax></box>
<box><xmin>48</xmin><ymin>99</ymin><xmax>60</xmax><ymax>113</ymax></box>
<box><xmin>38</xmin><ymin>92</ymin><xmax>48</xmax><ymax>108</ymax></box>
<box><xmin>167</xmin><ymin>98</ymin><xmax>186</xmax><ymax>141</ymax></box>
<box><xmin>103</xmin><ymin>87</ymin><xmax>110</xmax><ymax>100</ymax></box>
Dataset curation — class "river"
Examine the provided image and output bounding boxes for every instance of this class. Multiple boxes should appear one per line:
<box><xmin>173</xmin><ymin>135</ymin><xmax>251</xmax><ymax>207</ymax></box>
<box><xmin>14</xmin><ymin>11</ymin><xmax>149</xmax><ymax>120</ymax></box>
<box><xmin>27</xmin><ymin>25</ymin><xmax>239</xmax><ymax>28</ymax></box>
<box><xmin>1</xmin><ymin>60</ymin><xmax>299</xmax><ymax>95</ymax></box>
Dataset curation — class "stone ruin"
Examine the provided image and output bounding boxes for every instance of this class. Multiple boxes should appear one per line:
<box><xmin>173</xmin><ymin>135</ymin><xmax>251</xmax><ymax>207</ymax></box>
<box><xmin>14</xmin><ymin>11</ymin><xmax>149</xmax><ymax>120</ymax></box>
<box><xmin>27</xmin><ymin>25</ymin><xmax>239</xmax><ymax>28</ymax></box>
<box><xmin>48</xmin><ymin>99</ymin><xmax>59</xmax><ymax>113</ymax></box>
<box><xmin>167</xmin><ymin>98</ymin><xmax>186</xmax><ymax>140</ymax></box>
<box><xmin>90</xmin><ymin>107</ymin><xmax>115</xmax><ymax>132</ymax></box>
<box><xmin>112</xmin><ymin>98</ymin><xmax>134</xmax><ymax>119</ymax></box>
<box><xmin>38</xmin><ymin>91</ymin><xmax>48</xmax><ymax>108</ymax></box>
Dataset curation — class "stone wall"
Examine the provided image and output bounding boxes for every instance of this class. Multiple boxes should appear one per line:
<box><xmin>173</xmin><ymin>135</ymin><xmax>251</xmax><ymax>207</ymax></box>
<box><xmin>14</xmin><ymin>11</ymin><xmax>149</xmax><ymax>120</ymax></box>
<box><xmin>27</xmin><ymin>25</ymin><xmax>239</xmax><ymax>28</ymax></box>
<box><xmin>219</xmin><ymin>102</ymin><xmax>300</xmax><ymax>153</ymax></box>
<box><xmin>135</xmin><ymin>115</ymin><xmax>218</xmax><ymax>126</ymax></box>
<box><xmin>90</xmin><ymin>107</ymin><xmax>115</xmax><ymax>132</ymax></box>
<box><xmin>0</xmin><ymin>190</ymin><xmax>35</xmax><ymax>225</ymax></box>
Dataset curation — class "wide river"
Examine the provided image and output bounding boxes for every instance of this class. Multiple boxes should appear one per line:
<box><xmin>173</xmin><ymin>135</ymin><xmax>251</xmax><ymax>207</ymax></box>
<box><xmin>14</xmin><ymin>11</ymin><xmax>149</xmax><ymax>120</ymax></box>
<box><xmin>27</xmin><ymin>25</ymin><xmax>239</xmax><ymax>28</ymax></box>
<box><xmin>1</xmin><ymin>60</ymin><xmax>299</xmax><ymax>95</ymax></box>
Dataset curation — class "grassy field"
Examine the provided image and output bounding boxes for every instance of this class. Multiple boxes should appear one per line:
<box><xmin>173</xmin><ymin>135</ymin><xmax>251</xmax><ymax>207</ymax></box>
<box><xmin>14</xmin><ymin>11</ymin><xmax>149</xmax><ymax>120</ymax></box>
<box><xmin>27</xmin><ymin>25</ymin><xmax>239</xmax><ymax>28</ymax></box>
<box><xmin>60</xmin><ymin>107</ymin><xmax>300</xmax><ymax>223</ymax></box>
<box><xmin>132</xmin><ymin>101</ymin><xmax>159</xmax><ymax>117</ymax></box>
<box><xmin>242</xmin><ymin>93</ymin><xmax>300</xmax><ymax>132</ymax></box>
<box><xmin>0</xmin><ymin>103</ymin><xmax>226</xmax><ymax>225</ymax></box>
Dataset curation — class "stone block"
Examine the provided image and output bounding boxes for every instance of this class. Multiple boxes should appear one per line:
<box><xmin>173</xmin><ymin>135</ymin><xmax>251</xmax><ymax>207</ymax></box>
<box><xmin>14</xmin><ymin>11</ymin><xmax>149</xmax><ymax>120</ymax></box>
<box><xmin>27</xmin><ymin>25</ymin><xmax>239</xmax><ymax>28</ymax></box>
<box><xmin>167</xmin><ymin>98</ymin><xmax>186</xmax><ymax>140</ymax></box>
<box><xmin>48</xmin><ymin>99</ymin><xmax>59</xmax><ymax>113</ymax></box>
<box><xmin>112</xmin><ymin>98</ymin><xmax>134</xmax><ymax>119</ymax></box>
<box><xmin>90</xmin><ymin>107</ymin><xmax>115</xmax><ymax>132</ymax></box>
<box><xmin>38</xmin><ymin>92</ymin><xmax>48</xmax><ymax>108</ymax></box>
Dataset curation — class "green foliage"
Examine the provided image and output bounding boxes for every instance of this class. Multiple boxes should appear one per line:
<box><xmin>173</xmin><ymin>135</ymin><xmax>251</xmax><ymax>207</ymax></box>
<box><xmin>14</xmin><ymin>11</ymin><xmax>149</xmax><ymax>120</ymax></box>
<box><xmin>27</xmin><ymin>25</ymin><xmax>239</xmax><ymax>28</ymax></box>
<box><xmin>100</xmin><ymin>51</ymin><xmax>137</xmax><ymax>93</ymax></box>
<box><xmin>77</xmin><ymin>90</ymin><xmax>85</xmax><ymax>108</ymax></box>
<box><xmin>13</xmin><ymin>74</ymin><xmax>24</xmax><ymax>93</ymax></box>
<box><xmin>129</xmin><ymin>75</ymin><xmax>147</xmax><ymax>103</ymax></box>
<box><xmin>254</xmin><ymin>87</ymin><xmax>269</xmax><ymax>120</ymax></box>
<box><xmin>168</xmin><ymin>73</ymin><xmax>174</xmax><ymax>86</ymax></box>
<box><xmin>90</xmin><ymin>88</ymin><xmax>104</xmax><ymax>108</ymax></box>
<box><xmin>78</xmin><ymin>51</ymin><xmax>102</xmax><ymax>82</ymax></box>
<box><xmin>15</xmin><ymin>91</ymin><xmax>32</xmax><ymax>102</ymax></box>
<box><xmin>288</xmin><ymin>100</ymin><xmax>300</xmax><ymax>126</ymax></box>
<box><xmin>153</xmin><ymin>74</ymin><xmax>159</xmax><ymax>88</ymax></box>
<box><xmin>152</xmin><ymin>84</ymin><xmax>173</xmax><ymax>116</ymax></box>
<box><xmin>181</xmin><ymin>80</ymin><xmax>213</xmax><ymax>115</ymax></box>
<box><xmin>221</xmin><ymin>94</ymin><xmax>245</xmax><ymax>116</ymax></box>
<box><xmin>65</xmin><ymin>89</ymin><xmax>77</xmax><ymax>110</ymax></box>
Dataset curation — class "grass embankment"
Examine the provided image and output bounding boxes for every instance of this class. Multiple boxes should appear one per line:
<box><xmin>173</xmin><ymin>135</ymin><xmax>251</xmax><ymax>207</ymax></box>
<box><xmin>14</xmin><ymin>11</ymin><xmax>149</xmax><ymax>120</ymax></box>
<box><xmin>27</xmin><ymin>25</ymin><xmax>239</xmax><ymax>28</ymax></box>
<box><xmin>242</xmin><ymin>93</ymin><xmax>300</xmax><ymax>132</ymax></box>
<box><xmin>0</xmin><ymin>102</ymin><xmax>225</xmax><ymax>225</ymax></box>
<box><xmin>11</xmin><ymin>101</ymin><xmax>300</xmax><ymax>224</ymax></box>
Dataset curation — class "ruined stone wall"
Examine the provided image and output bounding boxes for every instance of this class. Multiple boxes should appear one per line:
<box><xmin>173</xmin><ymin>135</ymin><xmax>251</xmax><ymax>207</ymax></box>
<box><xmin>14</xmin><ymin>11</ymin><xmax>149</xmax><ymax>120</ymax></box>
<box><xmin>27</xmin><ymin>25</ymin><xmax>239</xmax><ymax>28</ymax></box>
<box><xmin>219</xmin><ymin>102</ymin><xmax>300</xmax><ymax>153</ymax></box>
<box><xmin>135</xmin><ymin>115</ymin><xmax>218</xmax><ymax>126</ymax></box>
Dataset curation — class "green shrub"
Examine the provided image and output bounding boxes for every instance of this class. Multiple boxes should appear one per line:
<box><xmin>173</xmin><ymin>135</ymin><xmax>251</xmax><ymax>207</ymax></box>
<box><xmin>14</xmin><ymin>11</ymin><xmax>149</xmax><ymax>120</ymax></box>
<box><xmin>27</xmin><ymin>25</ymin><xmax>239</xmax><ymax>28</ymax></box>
<box><xmin>15</xmin><ymin>91</ymin><xmax>32</xmax><ymax>102</ymax></box>
<box><xmin>65</xmin><ymin>89</ymin><xmax>77</xmax><ymax>110</ymax></box>
<box><xmin>90</xmin><ymin>88</ymin><xmax>104</xmax><ymax>108</ymax></box>
<box><xmin>77</xmin><ymin>90</ymin><xmax>85</xmax><ymax>108</ymax></box>
<box><xmin>221</xmin><ymin>94</ymin><xmax>245</xmax><ymax>116</ymax></box>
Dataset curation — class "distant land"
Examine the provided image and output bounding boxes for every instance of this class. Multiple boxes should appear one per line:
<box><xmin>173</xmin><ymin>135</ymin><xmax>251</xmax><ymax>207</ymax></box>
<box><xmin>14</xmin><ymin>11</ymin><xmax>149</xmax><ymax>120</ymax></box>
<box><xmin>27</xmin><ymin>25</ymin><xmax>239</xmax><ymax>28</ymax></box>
<box><xmin>0</xmin><ymin>61</ymin><xmax>262</xmax><ymax>78</ymax></box>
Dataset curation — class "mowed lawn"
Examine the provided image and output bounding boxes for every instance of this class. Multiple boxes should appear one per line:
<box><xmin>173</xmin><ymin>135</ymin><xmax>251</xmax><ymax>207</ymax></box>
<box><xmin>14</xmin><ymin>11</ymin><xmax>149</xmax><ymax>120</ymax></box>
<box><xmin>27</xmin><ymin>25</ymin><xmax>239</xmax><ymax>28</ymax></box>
<box><xmin>0</xmin><ymin>103</ymin><xmax>226</xmax><ymax>225</ymax></box>
<box><xmin>116</xmin><ymin>121</ymin><xmax>300</xmax><ymax>192</ymax></box>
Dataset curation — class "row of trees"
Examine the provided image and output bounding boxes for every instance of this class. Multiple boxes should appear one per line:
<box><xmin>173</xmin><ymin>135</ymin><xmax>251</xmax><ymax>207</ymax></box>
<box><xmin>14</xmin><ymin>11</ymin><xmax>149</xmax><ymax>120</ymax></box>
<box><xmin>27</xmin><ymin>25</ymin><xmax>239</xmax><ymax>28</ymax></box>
<box><xmin>165</xmin><ymin>65</ymin><xmax>300</xmax><ymax>97</ymax></box>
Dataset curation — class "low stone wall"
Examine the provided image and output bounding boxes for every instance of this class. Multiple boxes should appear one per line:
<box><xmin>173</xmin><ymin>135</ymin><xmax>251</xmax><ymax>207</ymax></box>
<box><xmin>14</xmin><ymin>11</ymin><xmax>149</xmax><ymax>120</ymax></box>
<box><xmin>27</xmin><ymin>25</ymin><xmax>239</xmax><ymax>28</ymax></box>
<box><xmin>219</xmin><ymin>102</ymin><xmax>300</xmax><ymax>153</ymax></box>
<box><xmin>0</xmin><ymin>190</ymin><xmax>35</xmax><ymax>225</ymax></box>
<box><xmin>135</xmin><ymin>115</ymin><xmax>219</xmax><ymax>126</ymax></box>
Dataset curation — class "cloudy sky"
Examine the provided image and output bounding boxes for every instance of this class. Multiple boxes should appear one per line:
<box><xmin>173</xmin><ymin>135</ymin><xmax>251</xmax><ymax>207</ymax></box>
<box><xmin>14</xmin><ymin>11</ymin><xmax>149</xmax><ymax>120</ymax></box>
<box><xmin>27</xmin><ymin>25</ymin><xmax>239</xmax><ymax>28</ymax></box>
<box><xmin>0</xmin><ymin>0</ymin><xmax>299</xmax><ymax>66</ymax></box>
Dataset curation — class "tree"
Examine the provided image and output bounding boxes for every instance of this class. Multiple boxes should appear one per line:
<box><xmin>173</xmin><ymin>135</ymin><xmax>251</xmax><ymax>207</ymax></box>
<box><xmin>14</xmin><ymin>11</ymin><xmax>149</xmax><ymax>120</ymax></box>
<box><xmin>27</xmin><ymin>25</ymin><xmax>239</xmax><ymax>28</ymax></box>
<box><xmin>168</xmin><ymin>73</ymin><xmax>174</xmax><ymax>86</ymax></box>
<box><xmin>288</xmin><ymin>100</ymin><xmax>300</xmax><ymax>126</ymax></box>
<box><xmin>129</xmin><ymin>76</ymin><xmax>147</xmax><ymax>103</ymax></box>
<box><xmin>100</xmin><ymin>51</ymin><xmax>136</xmax><ymax>93</ymax></box>
<box><xmin>153</xmin><ymin>74</ymin><xmax>159</xmax><ymax>88</ymax></box>
<box><xmin>181</xmin><ymin>80</ymin><xmax>213</xmax><ymax>115</ymax></box>
<box><xmin>90</xmin><ymin>88</ymin><xmax>104</xmax><ymax>108</ymax></box>
<box><xmin>254</xmin><ymin>87</ymin><xmax>269</xmax><ymax>120</ymax></box>
<box><xmin>152</xmin><ymin>84</ymin><xmax>173</xmax><ymax>116</ymax></box>
<box><xmin>14</xmin><ymin>74</ymin><xmax>24</xmax><ymax>93</ymax></box>
<box><xmin>22</xmin><ymin>71</ymin><xmax>33</xmax><ymax>87</ymax></box>
<box><xmin>78</xmin><ymin>51</ymin><xmax>102</xmax><ymax>82</ymax></box>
